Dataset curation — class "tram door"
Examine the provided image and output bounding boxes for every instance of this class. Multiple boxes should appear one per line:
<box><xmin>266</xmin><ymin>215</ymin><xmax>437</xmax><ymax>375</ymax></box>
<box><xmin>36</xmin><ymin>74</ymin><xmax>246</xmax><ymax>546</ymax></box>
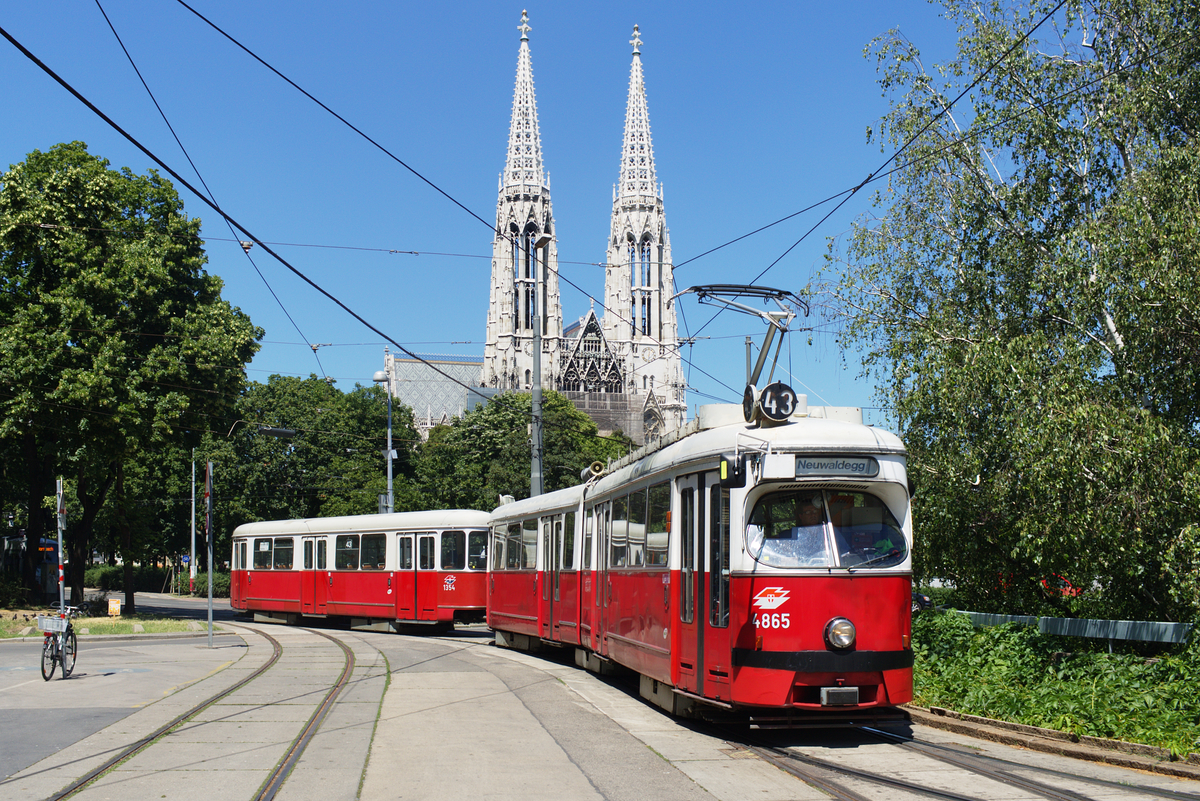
<box><xmin>395</xmin><ymin>534</ymin><xmax>415</xmax><ymax>619</ymax></box>
<box><xmin>592</xmin><ymin>503</ymin><xmax>611</xmax><ymax>653</ymax></box>
<box><xmin>703</xmin><ymin>477</ymin><xmax>733</xmax><ymax>701</ymax></box>
<box><xmin>539</xmin><ymin>516</ymin><xmax>555</xmax><ymax>638</ymax></box>
<box><xmin>675</xmin><ymin>475</ymin><xmax>703</xmax><ymax>694</ymax></box>
<box><xmin>416</xmin><ymin>533</ymin><xmax>438</xmax><ymax>620</ymax></box>
<box><xmin>675</xmin><ymin>471</ymin><xmax>729</xmax><ymax>698</ymax></box>
<box><xmin>300</xmin><ymin>536</ymin><xmax>328</xmax><ymax>615</ymax></box>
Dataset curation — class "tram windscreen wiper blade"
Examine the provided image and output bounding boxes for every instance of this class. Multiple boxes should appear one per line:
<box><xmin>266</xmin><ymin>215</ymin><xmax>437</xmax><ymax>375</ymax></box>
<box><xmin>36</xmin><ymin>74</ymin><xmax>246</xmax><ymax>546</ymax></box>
<box><xmin>846</xmin><ymin>550</ymin><xmax>902</xmax><ymax>572</ymax></box>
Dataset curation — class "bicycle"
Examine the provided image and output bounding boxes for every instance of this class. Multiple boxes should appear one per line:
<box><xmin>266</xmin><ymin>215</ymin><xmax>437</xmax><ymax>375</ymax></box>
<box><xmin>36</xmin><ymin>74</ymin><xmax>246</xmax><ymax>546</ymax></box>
<box><xmin>38</xmin><ymin>603</ymin><xmax>87</xmax><ymax>681</ymax></box>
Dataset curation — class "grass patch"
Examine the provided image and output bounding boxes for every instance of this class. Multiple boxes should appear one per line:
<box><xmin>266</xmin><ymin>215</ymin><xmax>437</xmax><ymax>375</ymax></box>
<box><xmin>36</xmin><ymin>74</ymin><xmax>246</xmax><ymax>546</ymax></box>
<box><xmin>0</xmin><ymin>608</ymin><xmax>217</xmax><ymax>638</ymax></box>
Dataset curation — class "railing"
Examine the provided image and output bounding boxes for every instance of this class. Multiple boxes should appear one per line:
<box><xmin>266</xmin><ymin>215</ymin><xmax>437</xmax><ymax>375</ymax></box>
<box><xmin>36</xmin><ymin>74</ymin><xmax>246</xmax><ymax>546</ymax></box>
<box><xmin>957</xmin><ymin>611</ymin><xmax>1193</xmax><ymax>645</ymax></box>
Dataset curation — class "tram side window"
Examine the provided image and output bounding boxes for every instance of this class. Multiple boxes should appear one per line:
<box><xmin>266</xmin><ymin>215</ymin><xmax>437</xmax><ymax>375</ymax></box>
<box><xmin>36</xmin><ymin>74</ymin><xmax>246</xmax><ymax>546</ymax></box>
<box><xmin>709</xmin><ymin>486</ymin><xmax>730</xmax><ymax>628</ymax></box>
<box><xmin>361</xmin><ymin>533</ymin><xmax>386</xmax><ymax>570</ymax></box>
<box><xmin>680</xmin><ymin>488</ymin><xmax>695</xmax><ymax>624</ymax></box>
<box><xmin>522</xmin><ymin>519</ymin><xmax>538</xmax><ymax>569</ymax></box>
<box><xmin>562</xmin><ymin>512</ymin><xmax>575</xmax><ymax>569</ymax></box>
<box><xmin>335</xmin><ymin>535</ymin><xmax>360</xmax><ymax>570</ymax></box>
<box><xmin>398</xmin><ymin>536</ymin><xmax>413</xmax><ymax>570</ymax></box>
<box><xmin>468</xmin><ymin>531</ymin><xmax>488</xmax><ymax>570</ymax></box>
<box><xmin>505</xmin><ymin>524</ymin><xmax>522</xmax><ymax>570</ymax></box>
<box><xmin>610</xmin><ymin>495</ymin><xmax>629</xmax><ymax>567</ymax></box>
<box><xmin>254</xmin><ymin>538</ymin><xmax>273</xmax><ymax>569</ymax></box>
<box><xmin>583</xmin><ymin>508</ymin><xmax>593</xmax><ymax>571</ymax></box>
<box><xmin>303</xmin><ymin>540</ymin><xmax>313</xmax><ymax>570</ymax></box>
<box><xmin>238</xmin><ymin>541</ymin><xmax>248</xmax><ymax>571</ymax></box>
<box><xmin>646</xmin><ymin>482</ymin><xmax>670</xmax><ymax>567</ymax></box>
<box><xmin>418</xmin><ymin>535</ymin><xmax>436</xmax><ymax>570</ymax></box>
<box><xmin>442</xmin><ymin>530</ymin><xmax>466</xmax><ymax>570</ymax></box>
<box><xmin>491</xmin><ymin>527</ymin><xmax>506</xmax><ymax>571</ymax></box>
<box><xmin>628</xmin><ymin>488</ymin><xmax>647</xmax><ymax>567</ymax></box>
<box><xmin>317</xmin><ymin>539</ymin><xmax>327</xmax><ymax>570</ymax></box>
<box><xmin>274</xmin><ymin>537</ymin><xmax>294</xmax><ymax>570</ymax></box>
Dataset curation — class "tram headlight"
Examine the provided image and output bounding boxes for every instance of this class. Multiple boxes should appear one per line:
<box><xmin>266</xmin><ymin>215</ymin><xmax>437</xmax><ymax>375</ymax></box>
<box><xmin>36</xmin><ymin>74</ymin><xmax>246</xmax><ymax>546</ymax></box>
<box><xmin>824</xmin><ymin>617</ymin><xmax>856</xmax><ymax>650</ymax></box>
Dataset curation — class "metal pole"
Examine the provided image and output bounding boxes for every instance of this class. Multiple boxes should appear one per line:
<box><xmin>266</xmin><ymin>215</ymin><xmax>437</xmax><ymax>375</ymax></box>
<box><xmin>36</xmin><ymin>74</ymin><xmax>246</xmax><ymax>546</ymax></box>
<box><xmin>530</xmin><ymin>234</ymin><xmax>551</xmax><ymax>497</ymax></box>
<box><xmin>56</xmin><ymin>478</ymin><xmax>65</xmax><ymax>611</ymax></box>
<box><xmin>386</xmin><ymin>377</ymin><xmax>394</xmax><ymax>514</ymax></box>
<box><xmin>189</xmin><ymin>450</ymin><xmax>195</xmax><ymax>594</ymax></box>
<box><xmin>205</xmin><ymin>461</ymin><xmax>213</xmax><ymax>648</ymax></box>
<box><xmin>374</xmin><ymin>353</ymin><xmax>394</xmax><ymax>514</ymax></box>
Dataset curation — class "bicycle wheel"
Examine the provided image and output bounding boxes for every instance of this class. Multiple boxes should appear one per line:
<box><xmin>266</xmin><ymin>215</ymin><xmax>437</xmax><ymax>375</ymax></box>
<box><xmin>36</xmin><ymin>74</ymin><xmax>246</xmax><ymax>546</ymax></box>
<box><xmin>41</xmin><ymin>637</ymin><xmax>57</xmax><ymax>681</ymax></box>
<box><xmin>61</xmin><ymin>629</ymin><xmax>77</xmax><ymax>678</ymax></box>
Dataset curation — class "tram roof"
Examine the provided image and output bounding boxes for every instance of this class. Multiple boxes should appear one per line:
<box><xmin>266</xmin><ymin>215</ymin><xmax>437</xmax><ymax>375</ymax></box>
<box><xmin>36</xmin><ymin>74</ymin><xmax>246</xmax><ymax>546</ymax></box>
<box><xmin>232</xmin><ymin>509</ymin><xmax>491</xmax><ymax>537</ymax></box>
<box><xmin>593</xmin><ymin>404</ymin><xmax>906</xmax><ymax>494</ymax></box>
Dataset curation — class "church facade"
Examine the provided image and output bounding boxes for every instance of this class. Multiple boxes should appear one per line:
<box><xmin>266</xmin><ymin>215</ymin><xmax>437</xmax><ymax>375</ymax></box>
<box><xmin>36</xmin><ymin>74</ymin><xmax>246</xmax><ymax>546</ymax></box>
<box><xmin>479</xmin><ymin>14</ymin><xmax>687</xmax><ymax>444</ymax></box>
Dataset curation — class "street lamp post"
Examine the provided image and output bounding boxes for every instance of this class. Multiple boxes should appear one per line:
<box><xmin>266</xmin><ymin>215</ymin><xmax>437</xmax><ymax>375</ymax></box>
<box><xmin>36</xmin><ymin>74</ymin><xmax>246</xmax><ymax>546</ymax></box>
<box><xmin>373</xmin><ymin>354</ymin><xmax>394</xmax><ymax>514</ymax></box>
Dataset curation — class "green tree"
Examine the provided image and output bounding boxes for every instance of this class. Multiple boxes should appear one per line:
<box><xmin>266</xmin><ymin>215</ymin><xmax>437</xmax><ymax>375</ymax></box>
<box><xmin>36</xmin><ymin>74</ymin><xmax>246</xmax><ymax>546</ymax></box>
<box><xmin>0</xmin><ymin>142</ymin><xmax>260</xmax><ymax>608</ymax></box>
<box><xmin>826</xmin><ymin>1</ymin><xmax>1200</xmax><ymax>620</ymax></box>
<box><xmin>197</xmin><ymin>376</ymin><xmax>421</xmax><ymax>561</ymax></box>
<box><xmin>416</xmin><ymin>390</ymin><xmax>632</xmax><ymax>510</ymax></box>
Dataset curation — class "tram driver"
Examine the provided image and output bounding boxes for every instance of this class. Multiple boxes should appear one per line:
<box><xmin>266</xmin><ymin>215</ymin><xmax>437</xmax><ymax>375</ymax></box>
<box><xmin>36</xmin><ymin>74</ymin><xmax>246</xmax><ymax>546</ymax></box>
<box><xmin>747</xmin><ymin>491</ymin><xmax>832</xmax><ymax>567</ymax></box>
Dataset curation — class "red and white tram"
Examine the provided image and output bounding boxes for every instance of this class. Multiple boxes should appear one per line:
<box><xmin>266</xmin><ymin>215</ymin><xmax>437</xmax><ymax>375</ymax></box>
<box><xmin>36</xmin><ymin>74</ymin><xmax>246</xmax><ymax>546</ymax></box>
<box><xmin>487</xmin><ymin>402</ymin><xmax>913</xmax><ymax>722</ymax></box>
<box><xmin>230</xmin><ymin>510</ymin><xmax>490</xmax><ymax>630</ymax></box>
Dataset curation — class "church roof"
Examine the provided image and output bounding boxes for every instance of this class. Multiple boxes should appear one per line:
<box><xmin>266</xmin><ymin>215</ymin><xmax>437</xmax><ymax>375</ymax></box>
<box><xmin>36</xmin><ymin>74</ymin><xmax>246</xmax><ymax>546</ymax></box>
<box><xmin>503</xmin><ymin>11</ymin><xmax>547</xmax><ymax>192</ymax></box>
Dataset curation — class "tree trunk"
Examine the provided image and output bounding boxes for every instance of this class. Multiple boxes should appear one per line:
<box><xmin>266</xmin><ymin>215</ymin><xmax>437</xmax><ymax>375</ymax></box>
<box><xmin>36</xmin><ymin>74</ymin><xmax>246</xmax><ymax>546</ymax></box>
<box><xmin>20</xmin><ymin>429</ymin><xmax>50</xmax><ymax>601</ymax></box>
<box><xmin>73</xmin><ymin>465</ymin><xmax>115</xmax><ymax>607</ymax></box>
<box><xmin>116</xmin><ymin>463</ymin><xmax>136</xmax><ymax>616</ymax></box>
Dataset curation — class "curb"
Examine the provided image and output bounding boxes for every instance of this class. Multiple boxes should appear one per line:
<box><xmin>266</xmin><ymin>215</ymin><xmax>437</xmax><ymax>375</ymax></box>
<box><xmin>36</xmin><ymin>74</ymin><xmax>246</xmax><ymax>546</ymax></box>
<box><xmin>1</xmin><ymin>629</ymin><xmax>237</xmax><ymax>645</ymax></box>
<box><xmin>905</xmin><ymin>705</ymin><xmax>1200</xmax><ymax>780</ymax></box>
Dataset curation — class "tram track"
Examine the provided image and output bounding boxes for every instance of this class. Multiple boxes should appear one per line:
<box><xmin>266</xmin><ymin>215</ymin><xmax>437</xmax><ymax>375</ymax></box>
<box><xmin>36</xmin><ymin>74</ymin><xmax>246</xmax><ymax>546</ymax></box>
<box><xmin>253</xmin><ymin>629</ymin><xmax>356</xmax><ymax>801</ymax></box>
<box><xmin>860</xmin><ymin>725</ymin><xmax>1200</xmax><ymax>801</ymax></box>
<box><xmin>43</xmin><ymin>623</ymin><xmax>360</xmax><ymax>801</ymax></box>
<box><xmin>42</xmin><ymin>625</ymin><xmax>284</xmax><ymax>801</ymax></box>
<box><xmin>717</xmin><ymin>720</ymin><xmax>1200</xmax><ymax>801</ymax></box>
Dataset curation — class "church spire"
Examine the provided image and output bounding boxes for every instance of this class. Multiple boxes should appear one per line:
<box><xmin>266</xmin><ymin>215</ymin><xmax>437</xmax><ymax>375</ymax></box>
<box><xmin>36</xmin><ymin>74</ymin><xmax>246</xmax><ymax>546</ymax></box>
<box><xmin>602</xmin><ymin>25</ymin><xmax>686</xmax><ymax>436</ymax></box>
<box><xmin>482</xmin><ymin>10</ymin><xmax>562</xmax><ymax>393</ymax></box>
<box><xmin>617</xmin><ymin>24</ymin><xmax>658</xmax><ymax>200</ymax></box>
<box><xmin>503</xmin><ymin>10</ymin><xmax>546</xmax><ymax>191</ymax></box>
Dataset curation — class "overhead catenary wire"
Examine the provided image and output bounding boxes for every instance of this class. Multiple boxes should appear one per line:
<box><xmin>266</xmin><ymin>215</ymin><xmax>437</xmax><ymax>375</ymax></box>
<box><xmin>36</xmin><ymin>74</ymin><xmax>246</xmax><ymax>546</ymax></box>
<box><xmin>683</xmin><ymin>0</ymin><xmax>1072</xmax><ymax>346</ymax></box>
<box><xmin>7</xmin><ymin>2</ymin><xmax>1164</xmax><ymax>415</ymax></box>
<box><xmin>93</xmin><ymin>0</ymin><xmax>328</xmax><ymax>380</ymax></box>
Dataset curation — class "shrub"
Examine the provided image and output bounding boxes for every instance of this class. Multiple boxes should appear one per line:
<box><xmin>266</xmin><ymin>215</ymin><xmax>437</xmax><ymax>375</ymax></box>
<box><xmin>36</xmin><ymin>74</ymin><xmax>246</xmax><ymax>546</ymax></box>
<box><xmin>189</xmin><ymin>572</ymin><xmax>230</xmax><ymax>598</ymax></box>
<box><xmin>912</xmin><ymin>611</ymin><xmax>1200</xmax><ymax>756</ymax></box>
<box><xmin>0</xmin><ymin>575</ymin><xmax>29</xmax><ymax>608</ymax></box>
<box><xmin>83</xmin><ymin>565</ymin><xmax>174</xmax><ymax>593</ymax></box>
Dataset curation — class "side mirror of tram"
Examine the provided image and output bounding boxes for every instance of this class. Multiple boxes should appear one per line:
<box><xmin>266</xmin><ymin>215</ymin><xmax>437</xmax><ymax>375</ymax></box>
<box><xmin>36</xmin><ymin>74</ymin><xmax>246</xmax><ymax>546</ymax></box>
<box><xmin>719</xmin><ymin>454</ymin><xmax>746</xmax><ymax>488</ymax></box>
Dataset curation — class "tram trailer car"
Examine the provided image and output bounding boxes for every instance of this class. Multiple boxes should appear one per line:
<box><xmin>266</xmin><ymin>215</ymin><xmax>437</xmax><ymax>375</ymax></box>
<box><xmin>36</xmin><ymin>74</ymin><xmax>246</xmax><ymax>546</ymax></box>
<box><xmin>487</xmin><ymin>403</ymin><xmax>913</xmax><ymax>724</ymax></box>
<box><xmin>231</xmin><ymin>510</ymin><xmax>490</xmax><ymax>631</ymax></box>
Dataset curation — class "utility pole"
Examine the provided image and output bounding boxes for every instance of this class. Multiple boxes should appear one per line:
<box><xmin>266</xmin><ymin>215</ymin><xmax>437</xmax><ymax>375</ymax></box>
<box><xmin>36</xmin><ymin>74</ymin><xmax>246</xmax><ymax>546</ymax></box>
<box><xmin>373</xmin><ymin>349</ymin><xmax>394</xmax><ymax>514</ymax></box>
<box><xmin>530</xmin><ymin>233</ymin><xmax>552</xmax><ymax>497</ymax></box>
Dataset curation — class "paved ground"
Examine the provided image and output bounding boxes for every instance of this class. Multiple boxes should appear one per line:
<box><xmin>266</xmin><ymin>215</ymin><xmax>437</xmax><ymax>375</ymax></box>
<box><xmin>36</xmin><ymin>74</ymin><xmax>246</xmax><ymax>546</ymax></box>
<box><xmin>3</xmin><ymin>593</ymin><xmax>1200</xmax><ymax>801</ymax></box>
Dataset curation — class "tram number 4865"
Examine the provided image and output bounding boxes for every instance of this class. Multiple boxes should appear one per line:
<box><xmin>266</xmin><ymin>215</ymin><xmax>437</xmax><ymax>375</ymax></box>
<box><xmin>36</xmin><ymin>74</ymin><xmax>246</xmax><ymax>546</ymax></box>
<box><xmin>754</xmin><ymin>613</ymin><xmax>791</xmax><ymax>629</ymax></box>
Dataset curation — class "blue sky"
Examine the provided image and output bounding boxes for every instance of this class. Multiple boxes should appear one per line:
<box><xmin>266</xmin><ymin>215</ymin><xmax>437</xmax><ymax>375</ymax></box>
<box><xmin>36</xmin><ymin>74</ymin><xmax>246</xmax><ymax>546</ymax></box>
<box><xmin>1</xmin><ymin>2</ymin><xmax>958</xmax><ymax>427</ymax></box>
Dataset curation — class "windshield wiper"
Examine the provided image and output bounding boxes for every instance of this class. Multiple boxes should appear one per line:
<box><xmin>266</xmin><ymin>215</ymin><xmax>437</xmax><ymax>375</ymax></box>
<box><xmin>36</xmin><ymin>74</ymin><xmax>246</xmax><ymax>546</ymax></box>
<box><xmin>846</xmin><ymin>550</ymin><xmax>903</xmax><ymax>573</ymax></box>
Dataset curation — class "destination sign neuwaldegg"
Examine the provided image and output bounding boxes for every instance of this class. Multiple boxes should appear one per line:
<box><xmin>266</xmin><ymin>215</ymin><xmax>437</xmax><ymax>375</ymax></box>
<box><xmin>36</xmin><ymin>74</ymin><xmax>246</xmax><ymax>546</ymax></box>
<box><xmin>795</xmin><ymin>456</ymin><xmax>879</xmax><ymax>478</ymax></box>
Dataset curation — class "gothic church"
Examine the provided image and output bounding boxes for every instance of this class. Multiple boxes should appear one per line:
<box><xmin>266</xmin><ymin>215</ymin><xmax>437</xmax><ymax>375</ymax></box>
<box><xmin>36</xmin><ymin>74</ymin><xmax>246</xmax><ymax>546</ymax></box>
<box><xmin>480</xmin><ymin>13</ymin><xmax>687</xmax><ymax>444</ymax></box>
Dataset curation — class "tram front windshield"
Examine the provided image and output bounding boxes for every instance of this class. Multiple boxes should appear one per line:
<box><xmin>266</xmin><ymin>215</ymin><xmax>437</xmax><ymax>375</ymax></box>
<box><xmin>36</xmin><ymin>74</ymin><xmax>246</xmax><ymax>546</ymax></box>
<box><xmin>746</xmin><ymin>489</ymin><xmax>907</xmax><ymax>569</ymax></box>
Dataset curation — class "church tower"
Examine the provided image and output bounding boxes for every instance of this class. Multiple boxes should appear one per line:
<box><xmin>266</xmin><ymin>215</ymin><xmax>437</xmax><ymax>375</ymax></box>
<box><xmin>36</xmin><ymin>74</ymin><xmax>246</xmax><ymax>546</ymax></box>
<box><xmin>602</xmin><ymin>26</ymin><xmax>686</xmax><ymax>436</ymax></box>
<box><xmin>481</xmin><ymin>11</ymin><xmax>564</xmax><ymax>391</ymax></box>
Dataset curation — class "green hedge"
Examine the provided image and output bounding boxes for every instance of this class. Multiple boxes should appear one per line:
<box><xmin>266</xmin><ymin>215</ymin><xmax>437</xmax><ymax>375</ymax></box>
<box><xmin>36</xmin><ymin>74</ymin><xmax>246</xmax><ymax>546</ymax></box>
<box><xmin>913</xmin><ymin>610</ymin><xmax>1200</xmax><ymax>757</ymax></box>
<box><xmin>82</xmin><ymin>566</ymin><xmax>231</xmax><ymax>598</ymax></box>
<box><xmin>0</xmin><ymin>575</ymin><xmax>30</xmax><ymax>608</ymax></box>
<box><xmin>84</xmin><ymin>565</ymin><xmax>174</xmax><ymax>593</ymax></box>
<box><xmin>188</xmin><ymin>572</ymin><xmax>230</xmax><ymax>598</ymax></box>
